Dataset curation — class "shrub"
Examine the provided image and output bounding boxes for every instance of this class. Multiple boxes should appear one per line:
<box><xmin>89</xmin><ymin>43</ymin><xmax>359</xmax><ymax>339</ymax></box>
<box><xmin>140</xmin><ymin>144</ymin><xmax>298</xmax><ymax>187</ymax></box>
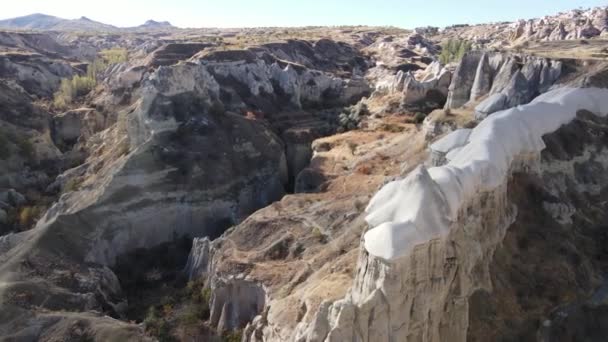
<box><xmin>201</xmin><ymin>287</ymin><xmax>212</xmax><ymax>306</ymax></box>
<box><xmin>15</xmin><ymin>136</ymin><xmax>34</xmax><ymax>159</ymax></box>
<box><xmin>222</xmin><ymin>330</ymin><xmax>243</xmax><ymax>342</ymax></box>
<box><xmin>414</xmin><ymin>112</ymin><xmax>427</xmax><ymax>124</ymax></box>
<box><xmin>311</xmin><ymin>227</ymin><xmax>327</xmax><ymax>243</ymax></box>
<box><xmin>380</xmin><ymin>123</ymin><xmax>405</xmax><ymax>133</ymax></box>
<box><xmin>177</xmin><ymin>304</ymin><xmax>203</xmax><ymax>328</ymax></box>
<box><xmin>54</xmin><ymin>48</ymin><xmax>128</xmax><ymax>110</ymax></box>
<box><xmin>439</xmin><ymin>39</ymin><xmax>473</xmax><ymax>64</ymax></box>
<box><xmin>354</xmin><ymin>198</ymin><xmax>366</xmax><ymax>212</ymax></box>
<box><xmin>99</xmin><ymin>48</ymin><xmax>129</xmax><ymax>64</ymax></box>
<box><xmin>53</xmin><ymin>75</ymin><xmax>96</xmax><ymax>109</ymax></box>
<box><xmin>18</xmin><ymin>206</ymin><xmax>43</xmax><ymax>228</ymax></box>
<box><xmin>347</xmin><ymin>142</ymin><xmax>358</xmax><ymax>155</ymax></box>
<box><xmin>144</xmin><ymin>307</ymin><xmax>174</xmax><ymax>341</ymax></box>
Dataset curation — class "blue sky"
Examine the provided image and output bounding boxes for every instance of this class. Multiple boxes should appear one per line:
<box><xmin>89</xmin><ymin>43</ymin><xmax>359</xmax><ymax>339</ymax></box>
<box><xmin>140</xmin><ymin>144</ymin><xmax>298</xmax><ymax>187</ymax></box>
<box><xmin>3</xmin><ymin>0</ymin><xmax>607</xmax><ymax>28</ymax></box>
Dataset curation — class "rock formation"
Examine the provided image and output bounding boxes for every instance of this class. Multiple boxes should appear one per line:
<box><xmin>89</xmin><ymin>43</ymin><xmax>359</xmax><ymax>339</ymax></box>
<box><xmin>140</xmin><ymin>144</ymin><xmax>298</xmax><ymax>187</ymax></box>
<box><xmin>443</xmin><ymin>51</ymin><xmax>562</xmax><ymax>120</ymax></box>
<box><xmin>444</xmin><ymin>52</ymin><xmax>483</xmax><ymax>108</ymax></box>
<box><xmin>375</xmin><ymin>61</ymin><xmax>451</xmax><ymax>106</ymax></box>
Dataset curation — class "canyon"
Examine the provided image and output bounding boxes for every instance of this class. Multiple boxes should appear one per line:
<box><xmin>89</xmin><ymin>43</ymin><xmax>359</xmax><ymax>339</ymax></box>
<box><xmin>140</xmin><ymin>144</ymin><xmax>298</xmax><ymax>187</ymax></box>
<box><xmin>0</xmin><ymin>5</ymin><xmax>607</xmax><ymax>342</ymax></box>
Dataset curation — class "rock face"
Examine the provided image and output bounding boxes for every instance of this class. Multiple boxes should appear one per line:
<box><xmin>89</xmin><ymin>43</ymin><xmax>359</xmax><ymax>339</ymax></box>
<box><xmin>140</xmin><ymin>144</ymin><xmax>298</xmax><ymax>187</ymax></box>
<box><xmin>144</xmin><ymin>42</ymin><xmax>213</xmax><ymax>67</ymax></box>
<box><xmin>0</xmin><ymin>52</ymin><xmax>74</xmax><ymax>97</ymax></box>
<box><xmin>469</xmin><ymin>53</ymin><xmax>492</xmax><ymax>101</ymax></box>
<box><xmin>444</xmin><ymin>52</ymin><xmax>483</xmax><ymax>108</ymax></box>
<box><xmin>259</xmin><ymin>39</ymin><xmax>369</xmax><ymax>77</ymax></box>
<box><xmin>379</xmin><ymin>62</ymin><xmax>450</xmax><ymax>100</ymax></box>
<box><xmin>192</xmin><ymin>49</ymin><xmax>370</xmax><ymax>112</ymax></box>
<box><xmin>60</xmin><ymin>63</ymin><xmax>289</xmax><ymax>266</ymax></box>
<box><xmin>444</xmin><ymin>52</ymin><xmax>562</xmax><ymax>119</ymax></box>
<box><xmin>52</xmin><ymin>107</ymin><xmax>105</xmax><ymax>146</ymax></box>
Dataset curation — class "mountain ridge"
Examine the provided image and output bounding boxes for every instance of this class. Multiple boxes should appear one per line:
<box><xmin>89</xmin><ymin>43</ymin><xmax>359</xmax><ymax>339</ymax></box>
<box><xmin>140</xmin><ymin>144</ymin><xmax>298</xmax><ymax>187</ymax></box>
<box><xmin>0</xmin><ymin>13</ymin><xmax>176</xmax><ymax>32</ymax></box>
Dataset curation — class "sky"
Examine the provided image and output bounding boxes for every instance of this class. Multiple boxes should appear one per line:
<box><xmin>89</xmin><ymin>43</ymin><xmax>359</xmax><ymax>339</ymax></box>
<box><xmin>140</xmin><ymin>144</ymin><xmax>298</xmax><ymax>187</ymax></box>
<box><xmin>2</xmin><ymin>0</ymin><xmax>607</xmax><ymax>28</ymax></box>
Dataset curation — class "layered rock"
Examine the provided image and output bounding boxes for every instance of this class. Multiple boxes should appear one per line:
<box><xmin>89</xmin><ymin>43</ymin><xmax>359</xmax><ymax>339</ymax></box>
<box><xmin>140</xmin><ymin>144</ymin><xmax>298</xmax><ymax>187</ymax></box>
<box><xmin>143</xmin><ymin>42</ymin><xmax>213</xmax><ymax>67</ymax></box>
<box><xmin>258</xmin><ymin>39</ymin><xmax>369</xmax><ymax>77</ymax></box>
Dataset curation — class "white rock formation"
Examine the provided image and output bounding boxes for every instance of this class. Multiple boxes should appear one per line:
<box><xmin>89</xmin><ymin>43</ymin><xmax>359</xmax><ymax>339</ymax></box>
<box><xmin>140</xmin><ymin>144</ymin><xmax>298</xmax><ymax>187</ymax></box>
<box><xmin>429</xmin><ymin>129</ymin><xmax>472</xmax><ymax>166</ymax></box>
<box><xmin>375</xmin><ymin>61</ymin><xmax>451</xmax><ymax>105</ymax></box>
<box><xmin>364</xmin><ymin>87</ymin><xmax>608</xmax><ymax>261</ymax></box>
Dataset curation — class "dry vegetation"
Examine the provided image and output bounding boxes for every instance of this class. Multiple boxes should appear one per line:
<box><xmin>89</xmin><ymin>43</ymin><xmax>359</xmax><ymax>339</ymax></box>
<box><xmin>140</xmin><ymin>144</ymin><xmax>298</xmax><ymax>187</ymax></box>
<box><xmin>53</xmin><ymin>48</ymin><xmax>129</xmax><ymax>109</ymax></box>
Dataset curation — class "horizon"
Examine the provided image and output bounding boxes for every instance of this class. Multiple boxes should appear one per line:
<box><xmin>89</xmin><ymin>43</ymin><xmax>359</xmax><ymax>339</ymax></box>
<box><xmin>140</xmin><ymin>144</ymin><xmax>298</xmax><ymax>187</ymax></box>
<box><xmin>2</xmin><ymin>0</ymin><xmax>607</xmax><ymax>29</ymax></box>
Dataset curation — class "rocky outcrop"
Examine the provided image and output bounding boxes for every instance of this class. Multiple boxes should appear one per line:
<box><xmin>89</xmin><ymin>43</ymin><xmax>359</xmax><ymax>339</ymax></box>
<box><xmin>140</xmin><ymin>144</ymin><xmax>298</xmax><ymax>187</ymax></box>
<box><xmin>444</xmin><ymin>52</ymin><xmax>483</xmax><ymax>108</ymax></box>
<box><xmin>193</xmin><ymin>49</ymin><xmax>370</xmax><ymax>112</ymax></box>
<box><xmin>372</xmin><ymin>61</ymin><xmax>451</xmax><ymax>111</ymax></box>
<box><xmin>258</xmin><ymin>39</ymin><xmax>369</xmax><ymax>77</ymax></box>
<box><xmin>444</xmin><ymin>52</ymin><xmax>562</xmax><ymax>119</ymax></box>
<box><xmin>52</xmin><ymin>108</ymin><xmax>105</xmax><ymax>146</ymax></box>
<box><xmin>0</xmin><ymin>52</ymin><xmax>74</xmax><ymax>97</ymax></box>
<box><xmin>548</xmin><ymin>22</ymin><xmax>567</xmax><ymax>41</ymax></box>
<box><xmin>469</xmin><ymin>53</ymin><xmax>492</xmax><ymax>101</ymax></box>
<box><xmin>0</xmin><ymin>31</ymin><xmax>72</xmax><ymax>58</ymax></box>
<box><xmin>144</xmin><ymin>42</ymin><xmax>212</xmax><ymax>67</ymax></box>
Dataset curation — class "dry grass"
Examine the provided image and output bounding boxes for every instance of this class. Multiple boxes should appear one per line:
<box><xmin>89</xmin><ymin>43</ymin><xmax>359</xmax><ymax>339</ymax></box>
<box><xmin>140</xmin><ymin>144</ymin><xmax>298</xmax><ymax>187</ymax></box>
<box><xmin>517</xmin><ymin>39</ymin><xmax>608</xmax><ymax>60</ymax></box>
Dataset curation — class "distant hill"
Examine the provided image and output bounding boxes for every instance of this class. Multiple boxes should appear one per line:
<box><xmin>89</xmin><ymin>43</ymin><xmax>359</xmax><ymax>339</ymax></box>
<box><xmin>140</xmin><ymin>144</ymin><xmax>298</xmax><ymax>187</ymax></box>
<box><xmin>137</xmin><ymin>20</ymin><xmax>175</xmax><ymax>30</ymax></box>
<box><xmin>0</xmin><ymin>13</ymin><xmax>176</xmax><ymax>32</ymax></box>
<box><xmin>0</xmin><ymin>13</ymin><xmax>66</xmax><ymax>30</ymax></box>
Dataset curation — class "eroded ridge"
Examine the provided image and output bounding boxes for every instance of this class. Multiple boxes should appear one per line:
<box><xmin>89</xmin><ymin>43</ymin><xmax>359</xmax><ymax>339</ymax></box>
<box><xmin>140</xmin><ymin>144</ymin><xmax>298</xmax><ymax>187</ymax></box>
<box><xmin>364</xmin><ymin>87</ymin><xmax>608</xmax><ymax>261</ymax></box>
